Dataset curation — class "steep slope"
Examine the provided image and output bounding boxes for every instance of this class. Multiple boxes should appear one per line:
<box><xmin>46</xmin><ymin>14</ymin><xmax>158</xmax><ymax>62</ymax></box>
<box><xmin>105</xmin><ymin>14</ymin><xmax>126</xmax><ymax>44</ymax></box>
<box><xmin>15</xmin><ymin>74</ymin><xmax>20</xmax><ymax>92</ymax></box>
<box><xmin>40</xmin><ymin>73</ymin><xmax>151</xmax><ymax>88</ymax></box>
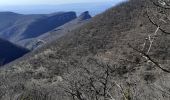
<box><xmin>18</xmin><ymin>11</ymin><xmax>92</xmax><ymax>50</ymax></box>
<box><xmin>1</xmin><ymin>0</ymin><xmax>170</xmax><ymax>100</ymax></box>
<box><xmin>0</xmin><ymin>12</ymin><xmax>77</xmax><ymax>42</ymax></box>
<box><xmin>0</xmin><ymin>38</ymin><xmax>29</xmax><ymax>65</ymax></box>
<box><xmin>0</xmin><ymin>12</ymin><xmax>46</xmax><ymax>40</ymax></box>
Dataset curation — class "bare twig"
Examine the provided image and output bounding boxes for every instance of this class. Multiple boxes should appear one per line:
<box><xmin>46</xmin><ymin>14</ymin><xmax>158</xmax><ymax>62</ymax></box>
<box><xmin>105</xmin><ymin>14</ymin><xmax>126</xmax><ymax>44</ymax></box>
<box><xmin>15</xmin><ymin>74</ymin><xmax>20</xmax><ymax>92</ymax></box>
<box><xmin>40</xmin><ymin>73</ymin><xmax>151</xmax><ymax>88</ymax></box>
<box><xmin>147</xmin><ymin>26</ymin><xmax>160</xmax><ymax>54</ymax></box>
<box><xmin>114</xmin><ymin>82</ymin><xmax>129</xmax><ymax>100</ymax></box>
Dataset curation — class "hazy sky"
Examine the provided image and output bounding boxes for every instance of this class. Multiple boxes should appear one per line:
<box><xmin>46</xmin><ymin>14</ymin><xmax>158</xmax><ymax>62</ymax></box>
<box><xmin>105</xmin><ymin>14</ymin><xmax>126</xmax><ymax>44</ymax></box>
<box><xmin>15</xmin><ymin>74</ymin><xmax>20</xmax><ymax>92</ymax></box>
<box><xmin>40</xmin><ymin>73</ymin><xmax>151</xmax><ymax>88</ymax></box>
<box><xmin>0</xmin><ymin>0</ymin><xmax>126</xmax><ymax>5</ymax></box>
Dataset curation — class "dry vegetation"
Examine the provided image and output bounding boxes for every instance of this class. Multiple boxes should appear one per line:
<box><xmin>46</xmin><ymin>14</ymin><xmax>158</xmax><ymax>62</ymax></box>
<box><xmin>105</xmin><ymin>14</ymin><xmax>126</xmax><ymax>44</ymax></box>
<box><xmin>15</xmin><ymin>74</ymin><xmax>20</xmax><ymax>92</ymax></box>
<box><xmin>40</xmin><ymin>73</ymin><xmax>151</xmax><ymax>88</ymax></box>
<box><xmin>0</xmin><ymin>0</ymin><xmax>170</xmax><ymax>100</ymax></box>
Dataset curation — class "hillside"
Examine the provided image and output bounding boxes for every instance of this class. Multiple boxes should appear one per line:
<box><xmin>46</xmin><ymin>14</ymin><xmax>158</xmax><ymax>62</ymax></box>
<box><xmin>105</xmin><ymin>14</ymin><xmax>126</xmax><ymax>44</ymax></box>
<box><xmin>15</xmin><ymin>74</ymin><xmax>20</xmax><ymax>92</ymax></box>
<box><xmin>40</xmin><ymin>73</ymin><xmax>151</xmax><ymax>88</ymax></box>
<box><xmin>1</xmin><ymin>0</ymin><xmax>170</xmax><ymax>100</ymax></box>
<box><xmin>0</xmin><ymin>38</ymin><xmax>29</xmax><ymax>65</ymax></box>
<box><xmin>0</xmin><ymin>12</ymin><xmax>77</xmax><ymax>42</ymax></box>
<box><xmin>0</xmin><ymin>12</ymin><xmax>22</xmax><ymax>31</ymax></box>
<box><xmin>18</xmin><ymin>11</ymin><xmax>92</xmax><ymax>50</ymax></box>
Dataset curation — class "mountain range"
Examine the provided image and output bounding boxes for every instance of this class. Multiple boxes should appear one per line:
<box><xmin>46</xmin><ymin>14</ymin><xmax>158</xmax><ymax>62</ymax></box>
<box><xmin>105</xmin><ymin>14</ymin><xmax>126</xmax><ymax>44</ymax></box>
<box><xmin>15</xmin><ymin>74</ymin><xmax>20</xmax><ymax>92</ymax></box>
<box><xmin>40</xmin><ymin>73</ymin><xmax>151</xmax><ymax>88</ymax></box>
<box><xmin>0</xmin><ymin>0</ymin><xmax>170</xmax><ymax>100</ymax></box>
<box><xmin>0</xmin><ymin>11</ymin><xmax>91</xmax><ymax>66</ymax></box>
<box><xmin>0</xmin><ymin>11</ymin><xmax>91</xmax><ymax>49</ymax></box>
<box><xmin>18</xmin><ymin>11</ymin><xmax>92</xmax><ymax>49</ymax></box>
<box><xmin>0</xmin><ymin>11</ymin><xmax>77</xmax><ymax>42</ymax></box>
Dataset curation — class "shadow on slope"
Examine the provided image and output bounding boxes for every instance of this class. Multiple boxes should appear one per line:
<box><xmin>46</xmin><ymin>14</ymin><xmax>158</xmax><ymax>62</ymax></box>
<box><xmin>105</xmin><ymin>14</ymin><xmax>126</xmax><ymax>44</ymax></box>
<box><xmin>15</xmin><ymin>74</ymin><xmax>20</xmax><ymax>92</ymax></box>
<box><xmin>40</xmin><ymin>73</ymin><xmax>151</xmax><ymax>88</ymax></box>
<box><xmin>0</xmin><ymin>38</ymin><xmax>29</xmax><ymax>65</ymax></box>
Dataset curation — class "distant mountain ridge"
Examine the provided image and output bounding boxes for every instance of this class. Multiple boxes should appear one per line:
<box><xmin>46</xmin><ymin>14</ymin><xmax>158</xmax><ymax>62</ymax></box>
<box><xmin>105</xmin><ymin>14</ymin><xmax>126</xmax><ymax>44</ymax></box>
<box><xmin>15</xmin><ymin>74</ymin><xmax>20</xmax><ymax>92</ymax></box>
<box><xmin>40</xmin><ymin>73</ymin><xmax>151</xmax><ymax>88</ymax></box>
<box><xmin>18</xmin><ymin>11</ymin><xmax>92</xmax><ymax>49</ymax></box>
<box><xmin>0</xmin><ymin>11</ymin><xmax>77</xmax><ymax>42</ymax></box>
<box><xmin>0</xmin><ymin>11</ymin><xmax>91</xmax><ymax>65</ymax></box>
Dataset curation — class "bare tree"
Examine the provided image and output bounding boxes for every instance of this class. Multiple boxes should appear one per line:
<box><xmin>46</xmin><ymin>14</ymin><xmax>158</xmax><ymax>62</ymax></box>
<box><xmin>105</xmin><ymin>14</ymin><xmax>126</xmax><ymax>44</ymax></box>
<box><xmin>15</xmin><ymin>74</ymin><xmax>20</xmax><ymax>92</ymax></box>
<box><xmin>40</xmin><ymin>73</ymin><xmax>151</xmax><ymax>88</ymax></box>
<box><xmin>60</xmin><ymin>57</ymin><xmax>132</xmax><ymax>100</ymax></box>
<box><xmin>128</xmin><ymin>0</ymin><xmax>170</xmax><ymax>73</ymax></box>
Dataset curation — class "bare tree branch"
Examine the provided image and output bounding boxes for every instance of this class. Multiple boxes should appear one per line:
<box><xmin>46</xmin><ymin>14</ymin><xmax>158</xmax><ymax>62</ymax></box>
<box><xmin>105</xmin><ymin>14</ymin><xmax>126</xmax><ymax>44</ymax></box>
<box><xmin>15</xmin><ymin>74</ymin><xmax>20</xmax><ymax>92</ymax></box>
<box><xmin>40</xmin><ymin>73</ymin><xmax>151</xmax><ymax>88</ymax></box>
<box><xmin>146</xmin><ymin>26</ymin><xmax>159</xmax><ymax>54</ymax></box>
<box><xmin>128</xmin><ymin>44</ymin><xmax>170</xmax><ymax>73</ymax></box>
<box><xmin>151</xmin><ymin>0</ymin><xmax>170</xmax><ymax>9</ymax></box>
<box><xmin>146</xmin><ymin>11</ymin><xmax>170</xmax><ymax>34</ymax></box>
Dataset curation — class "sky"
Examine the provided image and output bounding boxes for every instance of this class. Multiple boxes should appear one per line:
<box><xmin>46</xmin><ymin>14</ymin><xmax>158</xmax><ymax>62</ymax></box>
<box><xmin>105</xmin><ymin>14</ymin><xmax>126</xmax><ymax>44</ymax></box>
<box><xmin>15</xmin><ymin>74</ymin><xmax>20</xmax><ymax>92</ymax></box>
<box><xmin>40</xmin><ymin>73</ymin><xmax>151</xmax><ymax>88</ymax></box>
<box><xmin>0</xmin><ymin>0</ymin><xmax>126</xmax><ymax>5</ymax></box>
<box><xmin>0</xmin><ymin>0</ymin><xmax>127</xmax><ymax>15</ymax></box>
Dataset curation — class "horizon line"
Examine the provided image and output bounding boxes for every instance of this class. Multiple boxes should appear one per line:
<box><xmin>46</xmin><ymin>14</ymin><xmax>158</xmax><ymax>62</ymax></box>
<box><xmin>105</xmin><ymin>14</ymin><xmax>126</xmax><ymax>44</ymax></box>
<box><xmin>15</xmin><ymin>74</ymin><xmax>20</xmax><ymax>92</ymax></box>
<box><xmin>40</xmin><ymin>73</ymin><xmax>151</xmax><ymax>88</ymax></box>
<box><xmin>0</xmin><ymin>1</ymin><xmax>119</xmax><ymax>6</ymax></box>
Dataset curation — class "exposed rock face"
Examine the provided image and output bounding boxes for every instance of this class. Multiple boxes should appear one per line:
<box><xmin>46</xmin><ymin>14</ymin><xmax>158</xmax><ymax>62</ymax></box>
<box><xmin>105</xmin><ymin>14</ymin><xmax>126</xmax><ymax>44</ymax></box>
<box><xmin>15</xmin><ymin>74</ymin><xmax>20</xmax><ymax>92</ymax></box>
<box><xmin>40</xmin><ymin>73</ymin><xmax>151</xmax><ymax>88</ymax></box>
<box><xmin>78</xmin><ymin>11</ymin><xmax>92</xmax><ymax>21</ymax></box>
<box><xmin>0</xmin><ymin>38</ymin><xmax>29</xmax><ymax>65</ymax></box>
<box><xmin>0</xmin><ymin>12</ymin><xmax>77</xmax><ymax>42</ymax></box>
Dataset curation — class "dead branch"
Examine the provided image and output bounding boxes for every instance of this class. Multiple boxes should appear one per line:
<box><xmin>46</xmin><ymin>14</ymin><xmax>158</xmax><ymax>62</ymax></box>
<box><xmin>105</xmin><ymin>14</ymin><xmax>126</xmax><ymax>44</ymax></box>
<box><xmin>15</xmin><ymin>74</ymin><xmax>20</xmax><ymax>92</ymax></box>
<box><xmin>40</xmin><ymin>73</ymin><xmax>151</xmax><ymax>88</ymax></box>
<box><xmin>151</xmin><ymin>0</ymin><xmax>170</xmax><ymax>9</ymax></box>
<box><xmin>146</xmin><ymin>11</ymin><xmax>170</xmax><ymax>34</ymax></box>
<box><xmin>128</xmin><ymin>44</ymin><xmax>170</xmax><ymax>73</ymax></box>
<box><xmin>147</xmin><ymin>26</ymin><xmax>160</xmax><ymax>54</ymax></box>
